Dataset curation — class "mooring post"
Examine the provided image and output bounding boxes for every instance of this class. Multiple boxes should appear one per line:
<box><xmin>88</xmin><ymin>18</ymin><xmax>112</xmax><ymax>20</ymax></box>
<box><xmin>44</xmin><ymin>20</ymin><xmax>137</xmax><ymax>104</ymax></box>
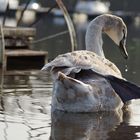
<box><xmin>56</xmin><ymin>0</ymin><xmax>77</xmax><ymax>51</ymax></box>
<box><xmin>0</xmin><ymin>25</ymin><xmax>5</xmax><ymax>91</ymax></box>
<box><xmin>0</xmin><ymin>25</ymin><xmax>6</xmax><ymax>70</ymax></box>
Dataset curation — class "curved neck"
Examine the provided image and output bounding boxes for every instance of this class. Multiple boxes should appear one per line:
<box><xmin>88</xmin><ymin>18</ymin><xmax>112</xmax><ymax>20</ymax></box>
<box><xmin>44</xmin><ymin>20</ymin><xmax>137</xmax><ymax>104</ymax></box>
<box><xmin>85</xmin><ymin>21</ymin><xmax>105</xmax><ymax>58</ymax></box>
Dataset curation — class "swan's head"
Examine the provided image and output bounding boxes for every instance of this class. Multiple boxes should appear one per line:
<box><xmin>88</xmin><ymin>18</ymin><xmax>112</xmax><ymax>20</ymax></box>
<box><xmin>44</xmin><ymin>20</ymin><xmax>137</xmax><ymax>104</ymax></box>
<box><xmin>103</xmin><ymin>14</ymin><xmax>128</xmax><ymax>59</ymax></box>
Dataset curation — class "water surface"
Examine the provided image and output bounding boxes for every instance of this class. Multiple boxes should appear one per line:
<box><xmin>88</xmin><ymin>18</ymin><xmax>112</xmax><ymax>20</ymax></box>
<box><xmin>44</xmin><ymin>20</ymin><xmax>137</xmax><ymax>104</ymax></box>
<box><xmin>0</xmin><ymin>71</ymin><xmax>140</xmax><ymax>140</ymax></box>
<box><xmin>0</xmin><ymin>71</ymin><xmax>52</xmax><ymax>140</ymax></box>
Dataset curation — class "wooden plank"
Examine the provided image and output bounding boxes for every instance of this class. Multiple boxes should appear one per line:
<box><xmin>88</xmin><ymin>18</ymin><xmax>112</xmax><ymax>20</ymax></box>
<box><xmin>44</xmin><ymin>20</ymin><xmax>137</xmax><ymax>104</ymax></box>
<box><xmin>4</xmin><ymin>38</ymin><xmax>28</xmax><ymax>47</ymax></box>
<box><xmin>5</xmin><ymin>49</ymin><xmax>48</xmax><ymax>57</ymax></box>
<box><xmin>0</xmin><ymin>27</ymin><xmax>36</xmax><ymax>38</ymax></box>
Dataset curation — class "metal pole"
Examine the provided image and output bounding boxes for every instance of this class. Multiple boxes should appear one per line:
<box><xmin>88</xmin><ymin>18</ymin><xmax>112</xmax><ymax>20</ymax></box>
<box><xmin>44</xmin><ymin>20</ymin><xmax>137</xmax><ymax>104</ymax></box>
<box><xmin>56</xmin><ymin>0</ymin><xmax>77</xmax><ymax>51</ymax></box>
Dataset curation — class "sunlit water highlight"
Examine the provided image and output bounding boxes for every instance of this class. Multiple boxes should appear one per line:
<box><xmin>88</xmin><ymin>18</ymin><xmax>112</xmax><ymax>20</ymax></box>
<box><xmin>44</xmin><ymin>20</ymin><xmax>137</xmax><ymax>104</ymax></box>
<box><xmin>0</xmin><ymin>71</ymin><xmax>52</xmax><ymax>140</ymax></box>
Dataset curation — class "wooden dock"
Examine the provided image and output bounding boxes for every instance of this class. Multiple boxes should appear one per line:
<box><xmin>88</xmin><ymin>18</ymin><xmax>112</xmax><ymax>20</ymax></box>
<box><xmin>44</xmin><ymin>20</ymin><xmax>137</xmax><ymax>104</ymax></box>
<box><xmin>0</xmin><ymin>27</ymin><xmax>48</xmax><ymax>71</ymax></box>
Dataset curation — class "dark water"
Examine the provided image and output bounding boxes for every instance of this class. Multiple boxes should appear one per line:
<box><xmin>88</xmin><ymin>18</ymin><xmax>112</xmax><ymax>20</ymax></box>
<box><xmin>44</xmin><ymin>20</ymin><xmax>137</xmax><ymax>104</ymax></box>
<box><xmin>0</xmin><ymin>15</ymin><xmax>140</xmax><ymax>139</ymax></box>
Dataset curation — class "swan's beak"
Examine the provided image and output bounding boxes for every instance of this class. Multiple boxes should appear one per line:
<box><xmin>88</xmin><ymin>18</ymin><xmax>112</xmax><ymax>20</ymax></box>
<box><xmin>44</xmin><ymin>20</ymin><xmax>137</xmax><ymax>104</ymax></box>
<box><xmin>119</xmin><ymin>39</ymin><xmax>128</xmax><ymax>59</ymax></box>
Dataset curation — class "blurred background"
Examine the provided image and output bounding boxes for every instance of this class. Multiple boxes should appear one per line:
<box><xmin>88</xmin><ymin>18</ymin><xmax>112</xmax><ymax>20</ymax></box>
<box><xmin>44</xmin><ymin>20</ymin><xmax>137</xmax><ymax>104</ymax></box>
<box><xmin>0</xmin><ymin>0</ymin><xmax>140</xmax><ymax>83</ymax></box>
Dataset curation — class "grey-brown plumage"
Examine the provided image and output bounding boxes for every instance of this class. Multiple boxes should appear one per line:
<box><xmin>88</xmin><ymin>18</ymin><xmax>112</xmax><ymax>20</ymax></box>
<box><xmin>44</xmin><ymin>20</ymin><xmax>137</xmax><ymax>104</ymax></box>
<box><xmin>43</xmin><ymin>50</ymin><xmax>122</xmax><ymax>79</ymax></box>
<box><xmin>42</xmin><ymin>14</ymin><xmax>129</xmax><ymax>112</ymax></box>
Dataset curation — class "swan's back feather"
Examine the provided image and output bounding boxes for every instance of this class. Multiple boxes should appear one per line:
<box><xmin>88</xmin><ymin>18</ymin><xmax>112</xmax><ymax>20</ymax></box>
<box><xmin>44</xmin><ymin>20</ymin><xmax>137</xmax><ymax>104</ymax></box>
<box><xmin>42</xmin><ymin>50</ymin><xmax>121</xmax><ymax>78</ymax></box>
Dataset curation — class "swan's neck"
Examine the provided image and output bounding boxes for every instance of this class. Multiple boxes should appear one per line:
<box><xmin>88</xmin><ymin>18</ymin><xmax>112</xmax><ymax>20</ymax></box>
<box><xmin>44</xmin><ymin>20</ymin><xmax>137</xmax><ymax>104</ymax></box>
<box><xmin>85</xmin><ymin>22</ymin><xmax>104</xmax><ymax>57</ymax></box>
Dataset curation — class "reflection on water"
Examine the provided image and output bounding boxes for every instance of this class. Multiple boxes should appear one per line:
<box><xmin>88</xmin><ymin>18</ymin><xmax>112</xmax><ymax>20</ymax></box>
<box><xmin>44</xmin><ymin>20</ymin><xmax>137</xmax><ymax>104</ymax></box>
<box><xmin>51</xmin><ymin>108</ymin><xmax>140</xmax><ymax>140</ymax></box>
<box><xmin>0</xmin><ymin>71</ymin><xmax>52</xmax><ymax>140</ymax></box>
<box><xmin>51</xmin><ymin>111</ymin><xmax>123</xmax><ymax>140</ymax></box>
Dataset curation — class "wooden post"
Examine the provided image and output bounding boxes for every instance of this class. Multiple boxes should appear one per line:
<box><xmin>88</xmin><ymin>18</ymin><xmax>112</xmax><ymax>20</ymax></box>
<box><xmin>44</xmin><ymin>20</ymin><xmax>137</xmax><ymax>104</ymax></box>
<box><xmin>56</xmin><ymin>0</ymin><xmax>77</xmax><ymax>51</ymax></box>
<box><xmin>0</xmin><ymin>34</ymin><xmax>2</xmax><ymax>64</ymax></box>
<box><xmin>0</xmin><ymin>25</ymin><xmax>5</xmax><ymax>91</ymax></box>
<box><xmin>0</xmin><ymin>25</ymin><xmax>6</xmax><ymax>70</ymax></box>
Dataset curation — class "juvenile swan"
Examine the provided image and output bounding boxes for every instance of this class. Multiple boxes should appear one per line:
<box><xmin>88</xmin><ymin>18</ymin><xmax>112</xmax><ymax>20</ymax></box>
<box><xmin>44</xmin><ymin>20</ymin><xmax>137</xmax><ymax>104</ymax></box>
<box><xmin>42</xmin><ymin>14</ymin><xmax>133</xmax><ymax>112</ymax></box>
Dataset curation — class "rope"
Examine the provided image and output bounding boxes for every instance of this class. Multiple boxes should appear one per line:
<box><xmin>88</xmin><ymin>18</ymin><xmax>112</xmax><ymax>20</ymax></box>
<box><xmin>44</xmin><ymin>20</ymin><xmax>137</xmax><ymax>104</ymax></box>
<box><xmin>29</xmin><ymin>3</ymin><xmax>57</xmax><ymax>27</ymax></box>
<box><xmin>30</xmin><ymin>30</ymin><xmax>69</xmax><ymax>44</ymax></box>
<box><xmin>17</xmin><ymin>0</ymin><xmax>32</xmax><ymax>26</ymax></box>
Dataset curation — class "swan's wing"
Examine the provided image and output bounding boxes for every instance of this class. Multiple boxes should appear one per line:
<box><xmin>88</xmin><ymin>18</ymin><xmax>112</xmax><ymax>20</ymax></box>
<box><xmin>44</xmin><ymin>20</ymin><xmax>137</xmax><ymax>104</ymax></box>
<box><xmin>78</xmin><ymin>69</ymin><xmax>140</xmax><ymax>103</ymax></box>
<box><xmin>41</xmin><ymin>50</ymin><xmax>122</xmax><ymax>78</ymax></box>
<box><xmin>68</xmin><ymin>69</ymin><xmax>140</xmax><ymax>103</ymax></box>
<box><xmin>106</xmin><ymin>75</ymin><xmax>140</xmax><ymax>103</ymax></box>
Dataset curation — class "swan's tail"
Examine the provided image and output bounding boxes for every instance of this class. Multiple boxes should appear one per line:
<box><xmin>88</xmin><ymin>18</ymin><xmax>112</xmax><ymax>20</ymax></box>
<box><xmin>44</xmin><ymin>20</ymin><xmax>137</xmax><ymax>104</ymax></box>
<box><xmin>106</xmin><ymin>75</ymin><xmax>140</xmax><ymax>103</ymax></box>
